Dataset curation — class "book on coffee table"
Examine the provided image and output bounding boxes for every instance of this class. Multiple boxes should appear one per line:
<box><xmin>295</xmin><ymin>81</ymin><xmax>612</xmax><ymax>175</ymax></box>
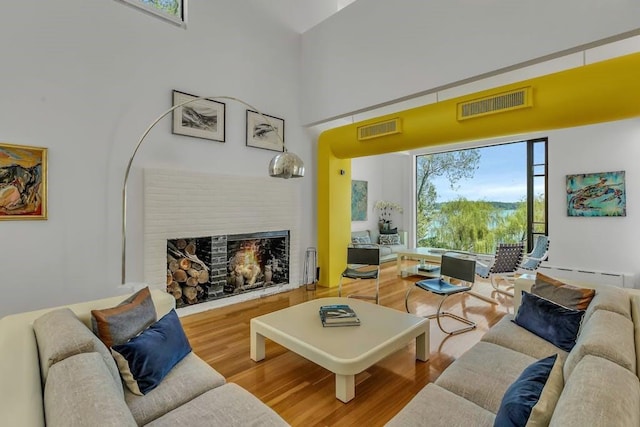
<box><xmin>319</xmin><ymin>304</ymin><xmax>361</xmax><ymax>327</ymax></box>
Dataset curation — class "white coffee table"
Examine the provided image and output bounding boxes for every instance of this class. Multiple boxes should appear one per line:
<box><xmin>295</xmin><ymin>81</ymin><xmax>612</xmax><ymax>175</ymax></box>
<box><xmin>250</xmin><ymin>297</ymin><xmax>430</xmax><ymax>403</ymax></box>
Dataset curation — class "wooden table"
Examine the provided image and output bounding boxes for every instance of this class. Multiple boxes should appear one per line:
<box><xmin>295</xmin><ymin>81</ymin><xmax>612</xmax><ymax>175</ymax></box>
<box><xmin>250</xmin><ymin>297</ymin><xmax>429</xmax><ymax>403</ymax></box>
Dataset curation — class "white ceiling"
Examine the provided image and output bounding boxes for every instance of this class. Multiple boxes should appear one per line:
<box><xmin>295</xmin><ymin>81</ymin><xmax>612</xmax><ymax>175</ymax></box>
<box><xmin>249</xmin><ymin>0</ymin><xmax>358</xmax><ymax>33</ymax></box>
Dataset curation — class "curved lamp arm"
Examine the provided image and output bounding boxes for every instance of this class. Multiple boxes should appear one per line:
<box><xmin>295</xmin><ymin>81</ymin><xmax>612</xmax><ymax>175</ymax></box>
<box><xmin>122</xmin><ymin>95</ymin><xmax>304</xmax><ymax>284</ymax></box>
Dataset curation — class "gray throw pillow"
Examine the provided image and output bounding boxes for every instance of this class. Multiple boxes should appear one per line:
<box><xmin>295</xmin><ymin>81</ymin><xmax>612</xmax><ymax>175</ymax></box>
<box><xmin>91</xmin><ymin>287</ymin><xmax>157</xmax><ymax>348</ymax></box>
<box><xmin>531</xmin><ymin>273</ymin><xmax>595</xmax><ymax>311</ymax></box>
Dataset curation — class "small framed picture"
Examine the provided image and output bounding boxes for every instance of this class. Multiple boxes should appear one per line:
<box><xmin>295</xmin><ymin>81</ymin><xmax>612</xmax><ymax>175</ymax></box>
<box><xmin>0</xmin><ymin>142</ymin><xmax>47</xmax><ymax>220</ymax></box>
<box><xmin>172</xmin><ymin>90</ymin><xmax>225</xmax><ymax>142</ymax></box>
<box><xmin>246</xmin><ymin>110</ymin><xmax>285</xmax><ymax>152</ymax></box>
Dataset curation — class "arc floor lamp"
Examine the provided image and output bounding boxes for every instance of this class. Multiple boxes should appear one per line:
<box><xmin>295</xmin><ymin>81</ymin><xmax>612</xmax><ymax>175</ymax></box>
<box><xmin>121</xmin><ymin>95</ymin><xmax>305</xmax><ymax>284</ymax></box>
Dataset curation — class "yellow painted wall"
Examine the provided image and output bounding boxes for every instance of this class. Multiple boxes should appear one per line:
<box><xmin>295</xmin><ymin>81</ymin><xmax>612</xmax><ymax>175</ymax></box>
<box><xmin>317</xmin><ymin>52</ymin><xmax>640</xmax><ymax>287</ymax></box>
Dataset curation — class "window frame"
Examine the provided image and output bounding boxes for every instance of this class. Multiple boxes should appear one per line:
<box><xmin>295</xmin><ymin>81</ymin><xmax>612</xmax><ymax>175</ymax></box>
<box><xmin>526</xmin><ymin>138</ymin><xmax>548</xmax><ymax>253</ymax></box>
<box><xmin>117</xmin><ymin>0</ymin><xmax>187</xmax><ymax>27</ymax></box>
<box><xmin>414</xmin><ymin>137</ymin><xmax>548</xmax><ymax>254</ymax></box>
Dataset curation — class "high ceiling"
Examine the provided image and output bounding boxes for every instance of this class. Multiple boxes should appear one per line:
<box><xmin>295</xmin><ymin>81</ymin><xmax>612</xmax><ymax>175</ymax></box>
<box><xmin>249</xmin><ymin>0</ymin><xmax>358</xmax><ymax>33</ymax></box>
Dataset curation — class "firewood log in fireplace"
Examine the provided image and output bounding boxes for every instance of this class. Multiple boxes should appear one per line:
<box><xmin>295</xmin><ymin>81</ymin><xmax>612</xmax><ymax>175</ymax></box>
<box><xmin>183</xmin><ymin>286</ymin><xmax>198</xmax><ymax>304</ymax></box>
<box><xmin>173</xmin><ymin>269</ymin><xmax>188</xmax><ymax>283</ymax></box>
<box><xmin>168</xmin><ymin>242</ymin><xmax>209</xmax><ymax>272</ymax></box>
<box><xmin>166</xmin><ymin>281</ymin><xmax>182</xmax><ymax>300</ymax></box>
<box><xmin>179</xmin><ymin>258</ymin><xmax>191</xmax><ymax>270</ymax></box>
<box><xmin>197</xmin><ymin>270</ymin><xmax>209</xmax><ymax>284</ymax></box>
<box><xmin>186</xmin><ymin>277</ymin><xmax>199</xmax><ymax>287</ymax></box>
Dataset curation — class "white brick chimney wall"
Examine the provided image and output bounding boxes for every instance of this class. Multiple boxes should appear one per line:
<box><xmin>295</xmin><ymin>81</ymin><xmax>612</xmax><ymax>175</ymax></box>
<box><xmin>143</xmin><ymin>168</ymin><xmax>301</xmax><ymax>314</ymax></box>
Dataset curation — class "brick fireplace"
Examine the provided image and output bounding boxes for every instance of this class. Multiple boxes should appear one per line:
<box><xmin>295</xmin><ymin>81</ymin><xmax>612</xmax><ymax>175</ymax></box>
<box><xmin>143</xmin><ymin>169</ymin><xmax>301</xmax><ymax>313</ymax></box>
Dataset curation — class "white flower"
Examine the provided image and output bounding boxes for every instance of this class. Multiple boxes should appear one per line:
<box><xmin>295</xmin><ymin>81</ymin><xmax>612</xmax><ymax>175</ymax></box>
<box><xmin>374</xmin><ymin>200</ymin><xmax>404</xmax><ymax>213</ymax></box>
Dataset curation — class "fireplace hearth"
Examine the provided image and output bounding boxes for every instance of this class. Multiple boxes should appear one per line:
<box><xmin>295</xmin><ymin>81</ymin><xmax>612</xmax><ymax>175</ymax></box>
<box><xmin>166</xmin><ymin>230</ymin><xmax>289</xmax><ymax>308</ymax></box>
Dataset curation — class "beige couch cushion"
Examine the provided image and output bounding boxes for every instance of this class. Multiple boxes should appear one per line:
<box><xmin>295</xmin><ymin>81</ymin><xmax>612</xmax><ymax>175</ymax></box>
<box><xmin>385</xmin><ymin>384</ymin><xmax>495</xmax><ymax>427</ymax></box>
<box><xmin>146</xmin><ymin>383</ymin><xmax>288</xmax><ymax>427</ymax></box>
<box><xmin>33</xmin><ymin>308</ymin><xmax>120</xmax><ymax>387</ymax></box>
<box><xmin>44</xmin><ymin>352</ymin><xmax>137</xmax><ymax>427</ymax></box>
<box><xmin>125</xmin><ymin>352</ymin><xmax>226</xmax><ymax>425</ymax></box>
<box><xmin>435</xmin><ymin>342</ymin><xmax>538</xmax><ymax>413</ymax></box>
<box><xmin>632</xmin><ymin>294</ymin><xmax>640</xmax><ymax>373</ymax></box>
<box><xmin>564</xmin><ymin>310</ymin><xmax>636</xmax><ymax>380</ymax></box>
<box><xmin>583</xmin><ymin>284</ymin><xmax>631</xmax><ymax>323</ymax></box>
<box><xmin>550</xmin><ymin>355</ymin><xmax>640</xmax><ymax>427</ymax></box>
<box><xmin>481</xmin><ymin>315</ymin><xmax>569</xmax><ymax>362</ymax></box>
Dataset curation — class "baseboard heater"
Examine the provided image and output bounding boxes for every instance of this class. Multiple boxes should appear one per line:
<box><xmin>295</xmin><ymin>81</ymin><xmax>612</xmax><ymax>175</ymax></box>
<box><xmin>537</xmin><ymin>264</ymin><xmax>631</xmax><ymax>288</ymax></box>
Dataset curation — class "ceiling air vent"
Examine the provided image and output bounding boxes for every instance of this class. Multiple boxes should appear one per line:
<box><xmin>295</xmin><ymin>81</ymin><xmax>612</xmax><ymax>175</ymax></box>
<box><xmin>357</xmin><ymin>118</ymin><xmax>401</xmax><ymax>141</ymax></box>
<box><xmin>457</xmin><ymin>87</ymin><xmax>532</xmax><ymax>121</ymax></box>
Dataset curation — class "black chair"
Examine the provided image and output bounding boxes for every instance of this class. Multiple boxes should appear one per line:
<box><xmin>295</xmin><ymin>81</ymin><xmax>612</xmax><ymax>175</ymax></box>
<box><xmin>338</xmin><ymin>247</ymin><xmax>381</xmax><ymax>304</ymax></box>
<box><xmin>405</xmin><ymin>253</ymin><xmax>477</xmax><ymax>335</ymax></box>
<box><xmin>475</xmin><ymin>242</ymin><xmax>525</xmax><ymax>297</ymax></box>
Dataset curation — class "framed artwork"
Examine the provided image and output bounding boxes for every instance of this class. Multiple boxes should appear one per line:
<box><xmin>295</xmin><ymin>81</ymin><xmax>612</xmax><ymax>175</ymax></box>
<box><xmin>351</xmin><ymin>180</ymin><xmax>368</xmax><ymax>221</ymax></box>
<box><xmin>566</xmin><ymin>170</ymin><xmax>626</xmax><ymax>217</ymax></box>
<box><xmin>172</xmin><ymin>90</ymin><xmax>225</xmax><ymax>142</ymax></box>
<box><xmin>246</xmin><ymin>110</ymin><xmax>285</xmax><ymax>152</ymax></box>
<box><xmin>0</xmin><ymin>142</ymin><xmax>47</xmax><ymax>220</ymax></box>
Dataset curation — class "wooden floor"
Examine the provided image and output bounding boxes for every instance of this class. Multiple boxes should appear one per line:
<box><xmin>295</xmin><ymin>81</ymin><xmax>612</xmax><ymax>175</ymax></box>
<box><xmin>180</xmin><ymin>261</ymin><xmax>513</xmax><ymax>426</ymax></box>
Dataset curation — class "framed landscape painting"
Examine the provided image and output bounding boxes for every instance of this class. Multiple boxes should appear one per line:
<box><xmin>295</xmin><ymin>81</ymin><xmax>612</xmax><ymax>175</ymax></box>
<box><xmin>566</xmin><ymin>170</ymin><xmax>626</xmax><ymax>217</ymax></box>
<box><xmin>0</xmin><ymin>142</ymin><xmax>47</xmax><ymax>220</ymax></box>
<box><xmin>172</xmin><ymin>90</ymin><xmax>225</xmax><ymax>142</ymax></box>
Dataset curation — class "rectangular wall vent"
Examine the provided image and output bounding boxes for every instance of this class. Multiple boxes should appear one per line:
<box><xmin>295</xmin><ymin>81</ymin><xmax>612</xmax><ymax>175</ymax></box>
<box><xmin>457</xmin><ymin>87</ymin><xmax>532</xmax><ymax>121</ymax></box>
<box><xmin>357</xmin><ymin>118</ymin><xmax>401</xmax><ymax>140</ymax></box>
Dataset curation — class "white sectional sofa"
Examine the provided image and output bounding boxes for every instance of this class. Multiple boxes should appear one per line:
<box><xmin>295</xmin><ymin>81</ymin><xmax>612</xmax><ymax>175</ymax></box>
<box><xmin>0</xmin><ymin>289</ymin><xmax>288</xmax><ymax>426</ymax></box>
<box><xmin>387</xmin><ymin>277</ymin><xmax>640</xmax><ymax>426</ymax></box>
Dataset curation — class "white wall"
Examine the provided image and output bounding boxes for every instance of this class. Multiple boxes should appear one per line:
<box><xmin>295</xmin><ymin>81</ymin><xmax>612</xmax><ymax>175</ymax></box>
<box><xmin>0</xmin><ymin>1</ymin><xmax>314</xmax><ymax>317</ymax></box>
<box><xmin>351</xmin><ymin>153</ymin><xmax>411</xmax><ymax>235</ymax></box>
<box><xmin>301</xmin><ymin>0</ymin><xmax>640</xmax><ymax>125</ymax></box>
<box><xmin>547</xmin><ymin>118</ymin><xmax>640</xmax><ymax>283</ymax></box>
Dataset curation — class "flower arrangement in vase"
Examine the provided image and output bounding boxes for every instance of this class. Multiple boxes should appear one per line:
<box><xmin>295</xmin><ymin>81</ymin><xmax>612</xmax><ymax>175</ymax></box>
<box><xmin>374</xmin><ymin>200</ymin><xmax>403</xmax><ymax>231</ymax></box>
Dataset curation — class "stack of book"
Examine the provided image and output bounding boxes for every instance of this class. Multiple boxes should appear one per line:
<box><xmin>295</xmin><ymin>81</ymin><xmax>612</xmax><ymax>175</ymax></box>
<box><xmin>319</xmin><ymin>304</ymin><xmax>361</xmax><ymax>327</ymax></box>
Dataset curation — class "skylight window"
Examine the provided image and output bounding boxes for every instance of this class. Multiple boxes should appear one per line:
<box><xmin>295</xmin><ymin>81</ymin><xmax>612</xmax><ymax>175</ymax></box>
<box><xmin>118</xmin><ymin>0</ymin><xmax>186</xmax><ymax>27</ymax></box>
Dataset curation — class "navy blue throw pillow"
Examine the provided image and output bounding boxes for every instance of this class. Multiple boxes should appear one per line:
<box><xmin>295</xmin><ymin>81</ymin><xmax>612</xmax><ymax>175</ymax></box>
<box><xmin>111</xmin><ymin>309</ymin><xmax>191</xmax><ymax>395</ymax></box>
<box><xmin>494</xmin><ymin>354</ymin><xmax>558</xmax><ymax>427</ymax></box>
<box><xmin>513</xmin><ymin>291</ymin><xmax>584</xmax><ymax>352</ymax></box>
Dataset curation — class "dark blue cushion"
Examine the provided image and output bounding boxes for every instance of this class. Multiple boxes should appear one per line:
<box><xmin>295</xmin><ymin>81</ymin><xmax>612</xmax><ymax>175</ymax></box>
<box><xmin>513</xmin><ymin>291</ymin><xmax>584</xmax><ymax>352</ymax></box>
<box><xmin>494</xmin><ymin>354</ymin><xmax>558</xmax><ymax>427</ymax></box>
<box><xmin>111</xmin><ymin>309</ymin><xmax>191</xmax><ymax>395</ymax></box>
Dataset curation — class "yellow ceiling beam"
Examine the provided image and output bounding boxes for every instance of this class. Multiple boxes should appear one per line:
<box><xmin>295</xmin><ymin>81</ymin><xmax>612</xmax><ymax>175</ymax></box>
<box><xmin>317</xmin><ymin>52</ymin><xmax>640</xmax><ymax>288</ymax></box>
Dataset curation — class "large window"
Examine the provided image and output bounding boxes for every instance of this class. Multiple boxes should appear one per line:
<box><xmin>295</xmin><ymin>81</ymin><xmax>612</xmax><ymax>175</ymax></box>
<box><xmin>415</xmin><ymin>139</ymin><xmax>547</xmax><ymax>254</ymax></box>
<box><xmin>119</xmin><ymin>0</ymin><xmax>185</xmax><ymax>26</ymax></box>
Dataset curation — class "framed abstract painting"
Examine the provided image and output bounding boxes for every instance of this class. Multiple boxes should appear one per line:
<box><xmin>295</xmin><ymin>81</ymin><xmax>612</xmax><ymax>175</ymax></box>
<box><xmin>0</xmin><ymin>142</ymin><xmax>47</xmax><ymax>220</ymax></box>
<box><xmin>351</xmin><ymin>180</ymin><xmax>368</xmax><ymax>221</ymax></box>
<box><xmin>566</xmin><ymin>170</ymin><xmax>626</xmax><ymax>217</ymax></box>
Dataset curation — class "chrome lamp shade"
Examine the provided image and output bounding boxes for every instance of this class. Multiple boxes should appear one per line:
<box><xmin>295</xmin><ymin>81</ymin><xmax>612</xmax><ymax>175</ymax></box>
<box><xmin>269</xmin><ymin>150</ymin><xmax>305</xmax><ymax>178</ymax></box>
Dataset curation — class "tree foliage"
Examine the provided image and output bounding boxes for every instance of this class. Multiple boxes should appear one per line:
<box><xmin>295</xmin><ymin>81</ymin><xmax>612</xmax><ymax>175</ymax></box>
<box><xmin>416</xmin><ymin>150</ymin><xmax>480</xmax><ymax>246</ymax></box>
<box><xmin>141</xmin><ymin>0</ymin><xmax>180</xmax><ymax>16</ymax></box>
<box><xmin>416</xmin><ymin>148</ymin><xmax>545</xmax><ymax>254</ymax></box>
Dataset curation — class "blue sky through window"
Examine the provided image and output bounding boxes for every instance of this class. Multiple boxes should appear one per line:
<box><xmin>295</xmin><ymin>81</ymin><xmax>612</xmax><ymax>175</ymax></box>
<box><xmin>431</xmin><ymin>142</ymin><xmax>533</xmax><ymax>203</ymax></box>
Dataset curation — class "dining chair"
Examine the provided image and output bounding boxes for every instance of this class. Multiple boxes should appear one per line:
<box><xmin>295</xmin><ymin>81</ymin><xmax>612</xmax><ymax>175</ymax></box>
<box><xmin>405</xmin><ymin>253</ymin><xmax>477</xmax><ymax>335</ymax></box>
<box><xmin>338</xmin><ymin>247</ymin><xmax>381</xmax><ymax>304</ymax></box>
